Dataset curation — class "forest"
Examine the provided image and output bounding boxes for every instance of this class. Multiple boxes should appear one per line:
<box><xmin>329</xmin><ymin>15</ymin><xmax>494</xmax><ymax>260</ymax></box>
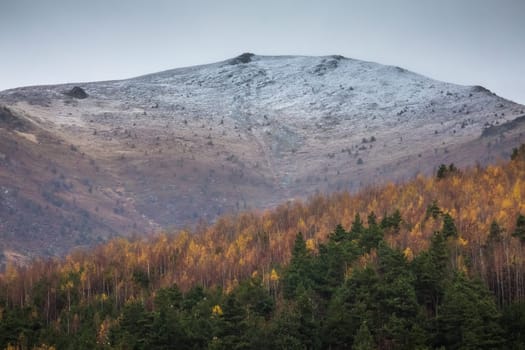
<box><xmin>1</xmin><ymin>145</ymin><xmax>525</xmax><ymax>349</ymax></box>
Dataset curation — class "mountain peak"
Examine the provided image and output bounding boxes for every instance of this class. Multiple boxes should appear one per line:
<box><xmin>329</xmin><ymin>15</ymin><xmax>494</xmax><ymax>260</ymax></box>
<box><xmin>229</xmin><ymin>52</ymin><xmax>256</xmax><ymax>65</ymax></box>
<box><xmin>0</xmin><ymin>55</ymin><xmax>524</xmax><ymax>260</ymax></box>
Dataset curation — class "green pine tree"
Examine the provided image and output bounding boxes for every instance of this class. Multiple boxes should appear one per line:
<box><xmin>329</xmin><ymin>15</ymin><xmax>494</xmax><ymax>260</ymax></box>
<box><xmin>512</xmin><ymin>214</ymin><xmax>525</xmax><ymax>242</ymax></box>
<box><xmin>283</xmin><ymin>233</ymin><xmax>313</xmax><ymax>299</ymax></box>
<box><xmin>353</xmin><ymin>322</ymin><xmax>375</xmax><ymax>350</ymax></box>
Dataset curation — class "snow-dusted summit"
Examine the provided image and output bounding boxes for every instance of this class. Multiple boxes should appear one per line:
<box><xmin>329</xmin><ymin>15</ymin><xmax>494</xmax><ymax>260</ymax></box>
<box><xmin>0</xmin><ymin>53</ymin><xmax>524</xmax><ymax>260</ymax></box>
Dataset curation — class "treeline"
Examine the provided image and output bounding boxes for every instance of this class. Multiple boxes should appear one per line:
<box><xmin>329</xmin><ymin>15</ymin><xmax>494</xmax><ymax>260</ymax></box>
<box><xmin>0</xmin><ymin>147</ymin><xmax>525</xmax><ymax>348</ymax></box>
<box><xmin>1</xmin><ymin>213</ymin><xmax>524</xmax><ymax>349</ymax></box>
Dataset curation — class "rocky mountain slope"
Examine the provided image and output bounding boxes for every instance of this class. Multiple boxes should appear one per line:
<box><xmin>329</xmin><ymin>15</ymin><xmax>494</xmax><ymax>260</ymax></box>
<box><xmin>1</xmin><ymin>53</ymin><xmax>524</xmax><ymax>263</ymax></box>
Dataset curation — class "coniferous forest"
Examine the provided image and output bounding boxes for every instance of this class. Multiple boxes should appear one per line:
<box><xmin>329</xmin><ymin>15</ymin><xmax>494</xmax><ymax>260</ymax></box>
<box><xmin>1</xmin><ymin>146</ymin><xmax>525</xmax><ymax>349</ymax></box>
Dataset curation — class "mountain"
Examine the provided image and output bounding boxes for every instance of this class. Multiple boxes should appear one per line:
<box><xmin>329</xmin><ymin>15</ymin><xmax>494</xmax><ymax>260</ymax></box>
<box><xmin>0</xmin><ymin>53</ymin><xmax>524</xmax><ymax>262</ymax></box>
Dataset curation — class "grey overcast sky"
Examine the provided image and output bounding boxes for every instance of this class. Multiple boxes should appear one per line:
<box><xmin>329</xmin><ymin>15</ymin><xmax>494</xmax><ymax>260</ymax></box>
<box><xmin>1</xmin><ymin>0</ymin><xmax>524</xmax><ymax>103</ymax></box>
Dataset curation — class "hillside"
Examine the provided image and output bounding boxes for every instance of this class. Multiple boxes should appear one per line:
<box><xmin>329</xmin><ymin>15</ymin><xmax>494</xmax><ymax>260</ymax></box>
<box><xmin>1</xmin><ymin>53</ymin><xmax>524</xmax><ymax>261</ymax></box>
<box><xmin>1</xmin><ymin>150</ymin><xmax>525</xmax><ymax>349</ymax></box>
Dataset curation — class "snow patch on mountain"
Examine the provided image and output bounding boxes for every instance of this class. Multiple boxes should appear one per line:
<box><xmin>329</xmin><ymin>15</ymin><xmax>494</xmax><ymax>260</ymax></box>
<box><xmin>0</xmin><ymin>53</ymin><xmax>523</xmax><ymax>236</ymax></box>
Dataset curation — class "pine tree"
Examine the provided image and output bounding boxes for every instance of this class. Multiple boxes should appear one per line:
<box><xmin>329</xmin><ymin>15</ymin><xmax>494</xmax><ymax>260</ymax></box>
<box><xmin>211</xmin><ymin>294</ymin><xmax>249</xmax><ymax>349</ymax></box>
<box><xmin>437</xmin><ymin>164</ymin><xmax>448</xmax><ymax>179</ymax></box>
<box><xmin>353</xmin><ymin>322</ymin><xmax>375</xmax><ymax>350</ymax></box>
<box><xmin>502</xmin><ymin>302</ymin><xmax>525</xmax><ymax>348</ymax></box>
<box><xmin>442</xmin><ymin>213</ymin><xmax>458</xmax><ymax>239</ymax></box>
<box><xmin>323</xmin><ymin>268</ymin><xmax>379</xmax><ymax>349</ymax></box>
<box><xmin>413</xmin><ymin>232</ymin><xmax>449</xmax><ymax>317</ymax></box>
<box><xmin>350</xmin><ymin>213</ymin><xmax>364</xmax><ymax>237</ymax></box>
<box><xmin>425</xmin><ymin>200</ymin><xmax>442</xmax><ymax>219</ymax></box>
<box><xmin>487</xmin><ymin>220</ymin><xmax>503</xmax><ymax>244</ymax></box>
<box><xmin>329</xmin><ymin>224</ymin><xmax>348</xmax><ymax>243</ymax></box>
<box><xmin>512</xmin><ymin>214</ymin><xmax>525</xmax><ymax>242</ymax></box>
<box><xmin>381</xmin><ymin>209</ymin><xmax>402</xmax><ymax>234</ymax></box>
<box><xmin>283</xmin><ymin>233</ymin><xmax>313</xmax><ymax>299</ymax></box>
<box><xmin>511</xmin><ymin>144</ymin><xmax>525</xmax><ymax>161</ymax></box>
<box><xmin>436</xmin><ymin>273</ymin><xmax>504</xmax><ymax>349</ymax></box>
<box><xmin>376</xmin><ymin>244</ymin><xmax>420</xmax><ymax>348</ymax></box>
<box><xmin>313</xmin><ymin>224</ymin><xmax>359</xmax><ymax>299</ymax></box>
<box><xmin>111</xmin><ymin>301</ymin><xmax>154</xmax><ymax>349</ymax></box>
<box><xmin>361</xmin><ymin>213</ymin><xmax>384</xmax><ymax>252</ymax></box>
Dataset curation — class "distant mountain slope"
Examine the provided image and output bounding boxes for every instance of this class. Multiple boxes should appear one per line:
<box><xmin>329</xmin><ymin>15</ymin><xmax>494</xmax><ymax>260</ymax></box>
<box><xmin>0</xmin><ymin>53</ymin><xmax>524</xmax><ymax>262</ymax></box>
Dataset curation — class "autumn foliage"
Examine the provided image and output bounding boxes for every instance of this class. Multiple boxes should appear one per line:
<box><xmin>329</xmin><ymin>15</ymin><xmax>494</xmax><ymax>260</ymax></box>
<box><xmin>0</xmin><ymin>153</ymin><xmax>525</xmax><ymax>347</ymax></box>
